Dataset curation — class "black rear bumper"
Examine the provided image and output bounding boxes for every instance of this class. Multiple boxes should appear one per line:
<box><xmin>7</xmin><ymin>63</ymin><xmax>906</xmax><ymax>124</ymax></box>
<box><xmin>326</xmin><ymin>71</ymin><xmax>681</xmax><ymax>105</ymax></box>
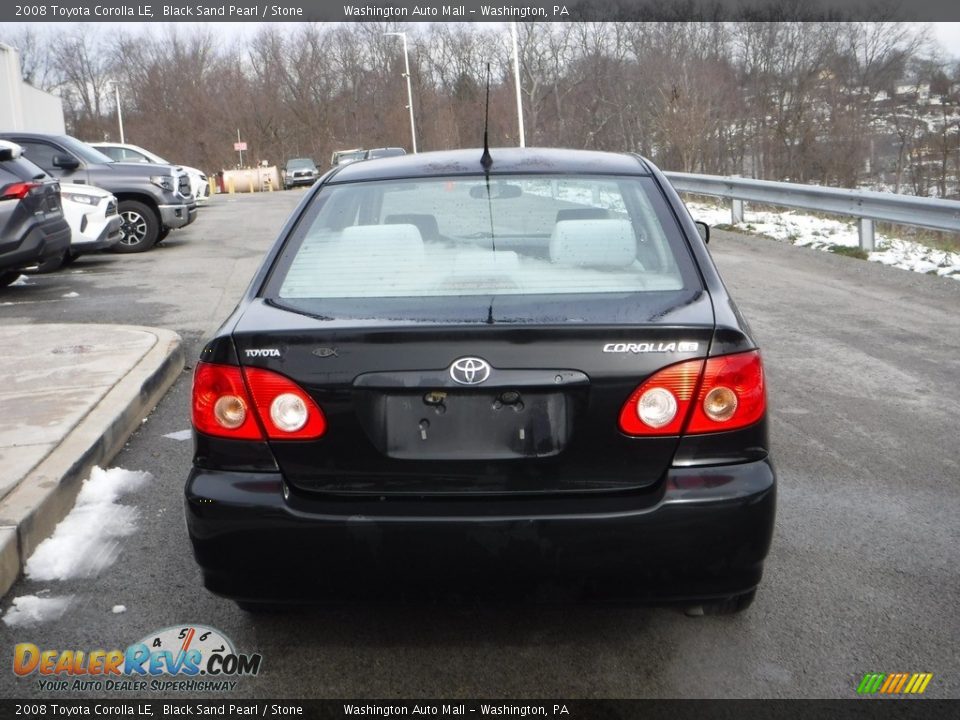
<box><xmin>0</xmin><ymin>219</ymin><xmax>71</xmax><ymax>273</ymax></box>
<box><xmin>185</xmin><ymin>458</ymin><xmax>776</xmax><ymax>604</ymax></box>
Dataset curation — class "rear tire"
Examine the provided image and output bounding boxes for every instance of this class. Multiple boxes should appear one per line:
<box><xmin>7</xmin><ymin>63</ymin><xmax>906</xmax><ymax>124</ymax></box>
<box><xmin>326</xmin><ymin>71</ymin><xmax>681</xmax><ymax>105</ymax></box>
<box><xmin>36</xmin><ymin>250</ymin><xmax>66</xmax><ymax>273</ymax></box>
<box><xmin>115</xmin><ymin>200</ymin><xmax>159</xmax><ymax>253</ymax></box>
<box><xmin>685</xmin><ymin>589</ymin><xmax>757</xmax><ymax>616</ymax></box>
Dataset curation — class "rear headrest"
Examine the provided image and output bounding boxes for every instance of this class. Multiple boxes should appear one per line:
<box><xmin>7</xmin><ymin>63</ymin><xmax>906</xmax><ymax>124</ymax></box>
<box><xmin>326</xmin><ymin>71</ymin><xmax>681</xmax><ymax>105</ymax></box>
<box><xmin>556</xmin><ymin>207</ymin><xmax>611</xmax><ymax>222</ymax></box>
<box><xmin>384</xmin><ymin>213</ymin><xmax>440</xmax><ymax>241</ymax></box>
<box><xmin>341</xmin><ymin>223</ymin><xmax>424</xmax><ymax>260</ymax></box>
<box><xmin>549</xmin><ymin>219</ymin><xmax>637</xmax><ymax>267</ymax></box>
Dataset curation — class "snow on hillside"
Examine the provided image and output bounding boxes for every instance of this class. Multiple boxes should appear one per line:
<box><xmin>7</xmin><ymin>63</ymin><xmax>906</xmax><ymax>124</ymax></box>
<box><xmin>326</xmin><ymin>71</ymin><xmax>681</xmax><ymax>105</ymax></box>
<box><xmin>685</xmin><ymin>201</ymin><xmax>960</xmax><ymax>280</ymax></box>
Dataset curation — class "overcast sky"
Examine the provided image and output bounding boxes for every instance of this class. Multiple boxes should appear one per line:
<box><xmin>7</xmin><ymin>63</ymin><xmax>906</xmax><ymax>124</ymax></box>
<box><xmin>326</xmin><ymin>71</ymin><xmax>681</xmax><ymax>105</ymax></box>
<box><xmin>9</xmin><ymin>21</ymin><xmax>960</xmax><ymax>60</ymax></box>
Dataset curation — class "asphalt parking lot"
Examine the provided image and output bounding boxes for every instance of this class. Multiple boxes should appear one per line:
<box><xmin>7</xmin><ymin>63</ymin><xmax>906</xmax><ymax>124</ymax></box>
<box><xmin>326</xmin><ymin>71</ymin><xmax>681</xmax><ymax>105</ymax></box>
<box><xmin>0</xmin><ymin>191</ymin><xmax>958</xmax><ymax>699</ymax></box>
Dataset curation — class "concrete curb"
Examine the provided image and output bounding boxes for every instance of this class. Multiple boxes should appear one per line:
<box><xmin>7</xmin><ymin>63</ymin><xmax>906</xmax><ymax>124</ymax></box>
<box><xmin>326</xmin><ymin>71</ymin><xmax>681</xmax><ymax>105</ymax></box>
<box><xmin>0</xmin><ymin>327</ymin><xmax>184</xmax><ymax>598</ymax></box>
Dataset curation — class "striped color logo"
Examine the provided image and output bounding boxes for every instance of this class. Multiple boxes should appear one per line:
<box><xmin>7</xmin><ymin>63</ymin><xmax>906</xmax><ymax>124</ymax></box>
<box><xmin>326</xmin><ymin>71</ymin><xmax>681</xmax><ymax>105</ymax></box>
<box><xmin>857</xmin><ymin>673</ymin><xmax>933</xmax><ymax>695</ymax></box>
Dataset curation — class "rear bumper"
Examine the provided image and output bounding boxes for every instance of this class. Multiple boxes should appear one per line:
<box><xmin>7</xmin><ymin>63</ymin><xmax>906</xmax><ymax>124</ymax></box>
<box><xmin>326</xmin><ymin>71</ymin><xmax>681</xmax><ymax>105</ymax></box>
<box><xmin>0</xmin><ymin>219</ymin><xmax>71</xmax><ymax>272</ymax></box>
<box><xmin>185</xmin><ymin>458</ymin><xmax>776</xmax><ymax>603</ymax></box>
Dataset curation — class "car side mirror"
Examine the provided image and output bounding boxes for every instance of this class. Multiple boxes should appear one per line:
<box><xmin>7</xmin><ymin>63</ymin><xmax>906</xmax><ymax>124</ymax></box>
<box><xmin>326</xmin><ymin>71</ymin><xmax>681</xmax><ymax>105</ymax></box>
<box><xmin>694</xmin><ymin>221</ymin><xmax>710</xmax><ymax>244</ymax></box>
<box><xmin>52</xmin><ymin>154</ymin><xmax>80</xmax><ymax>170</ymax></box>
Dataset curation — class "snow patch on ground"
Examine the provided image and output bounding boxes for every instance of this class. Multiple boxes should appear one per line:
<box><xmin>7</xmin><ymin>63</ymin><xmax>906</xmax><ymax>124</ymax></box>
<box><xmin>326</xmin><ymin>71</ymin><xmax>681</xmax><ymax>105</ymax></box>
<box><xmin>163</xmin><ymin>429</ymin><xmax>192</xmax><ymax>441</ymax></box>
<box><xmin>3</xmin><ymin>595</ymin><xmax>73</xmax><ymax>627</ymax></box>
<box><xmin>111</xmin><ymin>605</ymin><xmax>127</xmax><ymax>614</ymax></box>
<box><xmin>25</xmin><ymin>466</ymin><xmax>152</xmax><ymax>582</ymax></box>
<box><xmin>62</xmin><ymin>291</ymin><xmax>79</xmax><ymax>298</ymax></box>
<box><xmin>9</xmin><ymin>275</ymin><xmax>31</xmax><ymax>286</ymax></box>
<box><xmin>685</xmin><ymin>201</ymin><xmax>960</xmax><ymax>280</ymax></box>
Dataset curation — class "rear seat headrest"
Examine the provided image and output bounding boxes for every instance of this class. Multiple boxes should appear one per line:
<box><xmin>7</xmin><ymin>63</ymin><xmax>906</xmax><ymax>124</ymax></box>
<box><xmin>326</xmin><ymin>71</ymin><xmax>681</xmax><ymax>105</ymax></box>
<box><xmin>341</xmin><ymin>223</ymin><xmax>424</xmax><ymax>259</ymax></box>
<box><xmin>556</xmin><ymin>207</ymin><xmax>611</xmax><ymax>222</ymax></box>
<box><xmin>549</xmin><ymin>219</ymin><xmax>637</xmax><ymax>268</ymax></box>
<box><xmin>384</xmin><ymin>214</ymin><xmax>440</xmax><ymax>241</ymax></box>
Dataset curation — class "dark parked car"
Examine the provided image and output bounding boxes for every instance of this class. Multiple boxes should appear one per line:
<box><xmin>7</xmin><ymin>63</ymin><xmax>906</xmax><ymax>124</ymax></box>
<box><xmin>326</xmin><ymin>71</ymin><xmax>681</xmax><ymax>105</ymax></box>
<box><xmin>282</xmin><ymin>158</ymin><xmax>319</xmax><ymax>189</ymax></box>
<box><xmin>186</xmin><ymin>148</ymin><xmax>775</xmax><ymax>613</ymax></box>
<box><xmin>0</xmin><ymin>140</ymin><xmax>71</xmax><ymax>286</ymax></box>
<box><xmin>0</xmin><ymin>133</ymin><xmax>196</xmax><ymax>253</ymax></box>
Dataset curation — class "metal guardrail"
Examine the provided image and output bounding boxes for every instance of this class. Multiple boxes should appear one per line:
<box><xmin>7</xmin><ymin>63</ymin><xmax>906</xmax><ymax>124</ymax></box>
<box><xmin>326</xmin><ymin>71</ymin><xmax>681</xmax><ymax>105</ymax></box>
<box><xmin>664</xmin><ymin>172</ymin><xmax>960</xmax><ymax>251</ymax></box>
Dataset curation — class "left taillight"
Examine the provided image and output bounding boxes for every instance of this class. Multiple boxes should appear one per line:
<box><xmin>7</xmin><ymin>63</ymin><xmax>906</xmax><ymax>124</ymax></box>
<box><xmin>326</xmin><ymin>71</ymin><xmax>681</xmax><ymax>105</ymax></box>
<box><xmin>191</xmin><ymin>362</ymin><xmax>326</xmax><ymax>440</ymax></box>
<box><xmin>0</xmin><ymin>181</ymin><xmax>40</xmax><ymax>201</ymax></box>
<box><xmin>243</xmin><ymin>366</ymin><xmax>327</xmax><ymax>440</ymax></box>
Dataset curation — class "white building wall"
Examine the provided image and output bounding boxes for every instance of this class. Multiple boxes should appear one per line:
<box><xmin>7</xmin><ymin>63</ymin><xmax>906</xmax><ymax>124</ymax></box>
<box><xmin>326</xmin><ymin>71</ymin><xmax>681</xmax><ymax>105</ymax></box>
<box><xmin>20</xmin><ymin>83</ymin><xmax>65</xmax><ymax>133</ymax></box>
<box><xmin>0</xmin><ymin>43</ymin><xmax>65</xmax><ymax>133</ymax></box>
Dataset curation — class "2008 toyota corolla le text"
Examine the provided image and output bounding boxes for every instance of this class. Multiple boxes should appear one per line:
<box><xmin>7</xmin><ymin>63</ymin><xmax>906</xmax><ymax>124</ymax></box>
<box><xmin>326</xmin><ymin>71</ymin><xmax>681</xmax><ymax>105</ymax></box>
<box><xmin>184</xmin><ymin>147</ymin><xmax>776</xmax><ymax>614</ymax></box>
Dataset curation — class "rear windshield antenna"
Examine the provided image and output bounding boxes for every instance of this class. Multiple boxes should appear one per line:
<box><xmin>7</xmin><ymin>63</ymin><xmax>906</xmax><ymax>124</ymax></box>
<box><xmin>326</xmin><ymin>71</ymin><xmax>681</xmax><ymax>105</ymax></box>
<box><xmin>481</xmin><ymin>63</ymin><xmax>492</xmax><ymax>171</ymax></box>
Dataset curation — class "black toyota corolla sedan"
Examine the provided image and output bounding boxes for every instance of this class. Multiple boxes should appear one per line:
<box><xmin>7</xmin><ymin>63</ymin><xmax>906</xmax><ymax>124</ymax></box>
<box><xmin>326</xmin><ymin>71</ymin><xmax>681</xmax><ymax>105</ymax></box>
<box><xmin>186</xmin><ymin>148</ymin><xmax>775</xmax><ymax>613</ymax></box>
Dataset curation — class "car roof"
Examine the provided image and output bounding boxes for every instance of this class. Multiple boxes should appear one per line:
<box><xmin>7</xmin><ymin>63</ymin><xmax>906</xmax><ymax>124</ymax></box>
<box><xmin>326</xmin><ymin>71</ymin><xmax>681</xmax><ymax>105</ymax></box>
<box><xmin>0</xmin><ymin>132</ymin><xmax>69</xmax><ymax>142</ymax></box>
<box><xmin>328</xmin><ymin>147</ymin><xmax>650</xmax><ymax>182</ymax></box>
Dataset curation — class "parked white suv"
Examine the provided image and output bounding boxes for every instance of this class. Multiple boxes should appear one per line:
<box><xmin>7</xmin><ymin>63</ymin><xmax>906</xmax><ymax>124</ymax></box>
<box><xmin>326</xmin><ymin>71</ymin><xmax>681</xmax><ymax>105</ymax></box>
<box><xmin>59</xmin><ymin>182</ymin><xmax>122</xmax><ymax>261</ymax></box>
<box><xmin>91</xmin><ymin>142</ymin><xmax>210</xmax><ymax>204</ymax></box>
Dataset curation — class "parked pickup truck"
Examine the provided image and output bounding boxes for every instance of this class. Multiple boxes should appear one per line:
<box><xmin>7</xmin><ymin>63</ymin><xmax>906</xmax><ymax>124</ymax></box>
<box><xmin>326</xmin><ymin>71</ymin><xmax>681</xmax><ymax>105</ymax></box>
<box><xmin>0</xmin><ymin>132</ymin><xmax>197</xmax><ymax>253</ymax></box>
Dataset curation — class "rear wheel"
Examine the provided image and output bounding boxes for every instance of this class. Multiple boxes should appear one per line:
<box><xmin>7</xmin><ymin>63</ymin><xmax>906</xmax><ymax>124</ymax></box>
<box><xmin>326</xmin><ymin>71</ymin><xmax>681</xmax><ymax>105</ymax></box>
<box><xmin>36</xmin><ymin>250</ymin><xmax>66</xmax><ymax>273</ymax></box>
<box><xmin>685</xmin><ymin>589</ymin><xmax>757</xmax><ymax>616</ymax></box>
<box><xmin>115</xmin><ymin>200</ymin><xmax>159</xmax><ymax>253</ymax></box>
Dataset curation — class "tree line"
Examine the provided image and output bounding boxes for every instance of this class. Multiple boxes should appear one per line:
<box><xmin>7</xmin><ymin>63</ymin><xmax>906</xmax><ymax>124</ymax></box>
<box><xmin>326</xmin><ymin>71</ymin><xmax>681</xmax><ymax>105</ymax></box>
<box><xmin>4</xmin><ymin>21</ymin><xmax>959</xmax><ymax>195</ymax></box>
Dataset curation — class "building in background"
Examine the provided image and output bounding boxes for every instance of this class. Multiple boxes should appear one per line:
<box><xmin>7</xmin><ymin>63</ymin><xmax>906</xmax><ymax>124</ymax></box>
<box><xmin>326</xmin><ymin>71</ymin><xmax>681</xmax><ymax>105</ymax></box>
<box><xmin>0</xmin><ymin>43</ymin><xmax>64</xmax><ymax>133</ymax></box>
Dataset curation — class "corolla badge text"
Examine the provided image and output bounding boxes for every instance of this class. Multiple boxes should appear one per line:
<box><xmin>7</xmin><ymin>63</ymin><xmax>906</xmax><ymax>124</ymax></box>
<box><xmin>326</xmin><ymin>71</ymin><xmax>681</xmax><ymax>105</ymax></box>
<box><xmin>602</xmin><ymin>342</ymin><xmax>699</xmax><ymax>353</ymax></box>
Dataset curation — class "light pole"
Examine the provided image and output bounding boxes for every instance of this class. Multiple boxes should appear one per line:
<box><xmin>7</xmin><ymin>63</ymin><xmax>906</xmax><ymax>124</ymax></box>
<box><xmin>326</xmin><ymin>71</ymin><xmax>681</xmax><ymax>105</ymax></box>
<box><xmin>105</xmin><ymin>79</ymin><xmax>124</xmax><ymax>144</ymax></box>
<box><xmin>510</xmin><ymin>22</ymin><xmax>526</xmax><ymax>147</ymax></box>
<box><xmin>384</xmin><ymin>31</ymin><xmax>417</xmax><ymax>153</ymax></box>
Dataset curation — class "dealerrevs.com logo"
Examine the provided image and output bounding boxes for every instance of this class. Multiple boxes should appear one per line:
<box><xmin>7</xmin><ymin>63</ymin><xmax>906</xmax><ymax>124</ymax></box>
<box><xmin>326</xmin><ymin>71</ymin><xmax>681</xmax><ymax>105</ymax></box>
<box><xmin>13</xmin><ymin>625</ymin><xmax>262</xmax><ymax>693</ymax></box>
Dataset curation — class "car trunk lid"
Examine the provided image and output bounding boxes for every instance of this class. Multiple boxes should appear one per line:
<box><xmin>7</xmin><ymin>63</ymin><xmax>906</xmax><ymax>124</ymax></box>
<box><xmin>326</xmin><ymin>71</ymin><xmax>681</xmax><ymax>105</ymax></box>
<box><xmin>232</xmin><ymin>292</ymin><xmax>714</xmax><ymax>496</ymax></box>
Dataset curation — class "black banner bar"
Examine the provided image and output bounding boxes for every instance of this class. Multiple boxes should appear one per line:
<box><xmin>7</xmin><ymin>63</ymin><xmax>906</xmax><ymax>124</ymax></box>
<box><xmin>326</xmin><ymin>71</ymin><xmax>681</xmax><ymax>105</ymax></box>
<box><xmin>3</xmin><ymin>0</ymin><xmax>960</xmax><ymax>23</ymax></box>
<box><xmin>1</xmin><ymin>700</ymin><xmax>958</xmax><ymax>720</ymax></box>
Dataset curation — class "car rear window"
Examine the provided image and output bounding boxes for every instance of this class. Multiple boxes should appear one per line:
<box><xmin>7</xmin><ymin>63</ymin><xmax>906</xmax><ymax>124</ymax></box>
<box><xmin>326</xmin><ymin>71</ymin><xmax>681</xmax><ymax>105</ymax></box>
<box><xmin>267</xmin><ymin>174</ymin><xmax>700</xmax><ymax>307</ymax></box>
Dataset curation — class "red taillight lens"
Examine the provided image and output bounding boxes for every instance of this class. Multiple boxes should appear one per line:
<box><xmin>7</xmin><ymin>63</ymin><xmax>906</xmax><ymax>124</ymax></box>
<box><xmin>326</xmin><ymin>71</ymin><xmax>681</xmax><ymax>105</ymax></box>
<box><xmin>687</xmin><ymin>350</ymin><xmax>765</xmax><ymax>434</ymax></box>
<box><xmin>618</xmin><ymin>350</ymin><xmax>766</xmax><ymax>436</ymax></box>
<box><xmin>191</xmin><ymin>362</ymin><xmax>327</xmax><ymax>440</ymax></box>
<box><xmin>618</xmin><ymin>358</ymin><xmax>704</xmax><ymax>436</ymax></box>
<box><xmin>0</xmin><ymin>182</ymin><xmax>40</xmax><ymax>201</ymax></box>
<box><xmin>192</xmin><ymin>363</ymin><xmax>262</xmax><ymax>440</ymax></box>
<box><xmin>243</xmin><ymin>366</ymin><xmax>327</xmax><ymax>440</ymax></box>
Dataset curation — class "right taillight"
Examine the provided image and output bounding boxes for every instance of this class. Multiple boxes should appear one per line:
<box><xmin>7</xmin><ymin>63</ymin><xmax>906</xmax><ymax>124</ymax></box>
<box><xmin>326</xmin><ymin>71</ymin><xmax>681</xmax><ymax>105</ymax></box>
<box><xmin>686</xmin><ymin>350</ymin><xmax>765</xmax><ymax>434</ymax></box>
<box><xmin>618</xmin><ymin>358</ymin><xmax>704</xmax><ymax>436</ymax></box>
<box><xmin>618</xmin><ymin>350</ymin><xmax>765</xmax><ymax>436</ymax></box>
